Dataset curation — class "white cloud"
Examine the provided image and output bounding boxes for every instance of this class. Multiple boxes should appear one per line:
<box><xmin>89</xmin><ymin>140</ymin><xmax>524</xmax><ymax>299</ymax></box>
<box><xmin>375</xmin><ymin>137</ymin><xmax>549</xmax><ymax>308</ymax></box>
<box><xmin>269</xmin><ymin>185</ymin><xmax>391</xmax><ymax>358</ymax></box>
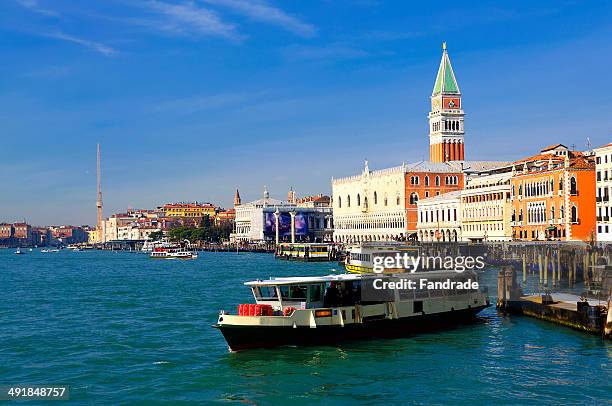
<box><xmin>146</xmin><ymin>0</ymin><xmax>243</xmax><ymax>40</ymax></box>
<box><xmin>202</xmin><ymin>0</ymin><xmax>316</xmax><ymax>37</ymax></box>
<box><xmin>46</xmin><ymin>32</ymin><xmax>118</xmax><ymax>56</ymax></box>
<box><xmin>15</xmin><ymin>0</ymin><xmax>60</xmax><ymax>16</ymax></box>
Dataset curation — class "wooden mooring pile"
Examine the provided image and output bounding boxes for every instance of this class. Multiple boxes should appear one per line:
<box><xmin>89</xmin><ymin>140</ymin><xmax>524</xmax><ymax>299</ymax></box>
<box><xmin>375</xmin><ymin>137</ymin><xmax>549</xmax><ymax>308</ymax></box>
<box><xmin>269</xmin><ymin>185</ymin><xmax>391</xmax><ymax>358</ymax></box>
<box><xmin>493</xmin><ymin>243</ymin><xmax>611</xmax><ymax>339</ymax></box>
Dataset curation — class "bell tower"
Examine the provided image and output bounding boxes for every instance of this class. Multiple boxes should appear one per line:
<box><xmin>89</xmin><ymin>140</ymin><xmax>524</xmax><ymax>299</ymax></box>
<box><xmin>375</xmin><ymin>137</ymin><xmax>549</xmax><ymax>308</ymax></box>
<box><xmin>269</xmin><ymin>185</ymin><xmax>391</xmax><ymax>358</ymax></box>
<box><xmin>429</xmin><ymin>42</ymin><xmax>464</xmax><ymax>163</ymax></box>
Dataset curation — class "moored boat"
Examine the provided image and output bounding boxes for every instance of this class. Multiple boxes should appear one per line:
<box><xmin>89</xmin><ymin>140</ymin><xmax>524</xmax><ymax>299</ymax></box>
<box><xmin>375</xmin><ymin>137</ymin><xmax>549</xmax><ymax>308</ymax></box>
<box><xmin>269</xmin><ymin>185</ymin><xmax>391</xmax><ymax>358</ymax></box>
<box><xmin>344</xmin><ymin>242</ymin><xmax>421</xmax><ymax>273</ymax></box>
<box><xmin>150</xmin><ymin>248</ymin><xmax>198</xmax><ymax>259</ymax></box>
<box><xmin>214</xmin><ymin>270</ymin><xmax>490</xmax><ymax>351</ymax></box>
<box><xmin>275</xmin><ymin>243</ymin><xmax>340</xmax><ymax>262</ymax></box>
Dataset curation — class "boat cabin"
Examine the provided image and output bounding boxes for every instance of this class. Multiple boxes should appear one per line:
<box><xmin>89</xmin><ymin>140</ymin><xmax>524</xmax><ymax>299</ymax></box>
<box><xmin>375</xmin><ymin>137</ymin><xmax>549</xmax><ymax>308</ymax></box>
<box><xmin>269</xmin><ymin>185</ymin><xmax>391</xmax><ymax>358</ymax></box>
<box><xmin>246</xmin><ymin>274</ymin><xmax>363</xmax><ymax>310</ymax></box>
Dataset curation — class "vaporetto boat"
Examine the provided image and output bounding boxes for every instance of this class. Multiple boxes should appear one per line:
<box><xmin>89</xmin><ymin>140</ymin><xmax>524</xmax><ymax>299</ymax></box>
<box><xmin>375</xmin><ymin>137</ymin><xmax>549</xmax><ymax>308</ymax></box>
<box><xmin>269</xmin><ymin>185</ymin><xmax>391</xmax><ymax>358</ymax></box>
<box><xmin>344</xmin><ymin>242</ymin><xmax>421</xmax><ymax>273</ymax></box>
<box><xmin>214</xmin><ymin>270</ymin><xmax>490</xmax><ymax>351</ymax></box>
<box><xmin>149</xmin><ymin>249</ymin><xmax>198</xmax><ymax>259</ymax></box>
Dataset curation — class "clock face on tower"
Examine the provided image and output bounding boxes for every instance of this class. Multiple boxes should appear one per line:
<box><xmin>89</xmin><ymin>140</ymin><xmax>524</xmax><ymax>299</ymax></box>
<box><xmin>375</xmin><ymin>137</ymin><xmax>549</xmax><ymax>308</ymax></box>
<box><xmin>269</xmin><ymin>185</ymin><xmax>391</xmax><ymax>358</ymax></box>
<box><xmin>442</xmin><ymin>97</ymin><xmax>460</xmax><ymax>109</ymax></box>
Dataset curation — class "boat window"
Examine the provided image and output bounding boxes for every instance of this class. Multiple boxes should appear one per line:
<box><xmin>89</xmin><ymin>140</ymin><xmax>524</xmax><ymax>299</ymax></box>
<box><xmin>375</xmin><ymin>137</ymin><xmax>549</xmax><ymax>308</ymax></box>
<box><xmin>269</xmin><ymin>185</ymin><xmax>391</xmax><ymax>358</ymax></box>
<box><xmin>279</xmin><ymin>285</ymin><xmax>308</xmax><ymax>300</ymax></box>
<box><xmin>255</xmin><ymin>286</ymin><xmax>278</xmax><ymax>300</ymax></box>
<box><xmin>309</xmin><ymin>284</ymin><xmax>324</xmax><ymax>302</ymax></box>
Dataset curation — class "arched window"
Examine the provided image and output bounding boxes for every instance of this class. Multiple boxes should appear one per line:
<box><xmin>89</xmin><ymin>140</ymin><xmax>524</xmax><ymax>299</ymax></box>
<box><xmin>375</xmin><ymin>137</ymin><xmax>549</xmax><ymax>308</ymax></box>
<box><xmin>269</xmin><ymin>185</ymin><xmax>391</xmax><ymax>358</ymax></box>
<box><xmin>347</xmin><ymin>195</ymin><xmax>351</xmax><ymax>207</ymax></box>
<box><xmin>396</xmin><ymin>196</ymin><xmax>400</xmax><ymax>206</ymax></box>
<box><xmin>338</xmin><ymin>196</ymin><xmax>342</xmax><ymax>208</ymax></box>
<box><xmin>435</xmin><ymin>176</ymin><xmax>440</xmax><ymax>186</ymax></box>
<box><xmin>570</xmin><ymin>177</ymin><xmax>577</xmax><ymax>195</ymax></box>
<box><xmin>357</xmin><ymin>194</ymin><xmax>361</xmax><ymax>206</ymax></box>
<box><xmin>364</xmin><ymin>196</ymin><xmax>368</xmax><ymax>209</ymax></box>
<box><xmin>571</xmin><ymin>206</ymin><xmax>578</xmax><ymax>223</ymax></box>
<box><xmin>409</xmin><ymin>192</ymin><xmax>419</xmax><ymax>205</ymax></box>
<box><xmin>519</xmin><ymin>209</ymin><xmax>523</xmax><ymax>222</ymax></box>
<box><xmin>425</xmin><ymin>176</ymin><xmax>429</xmax><ymax>186</ymax></box>
<box><xmin>374</xmin><ymin>191</ymin><xmax>378</xmax><ymax>205</ymax></box>
<box><xmin>559</xmin><ymin>178</ymin><xmax>563</xmax><ymax>191</ymax></box>
<box><xmin>551</xmin><ymin>206</ymin><xmax>555</xmax><ymax>220</ymax></box>
<box><xmin>560</xmin><ymin>205</ymin><xmax>564</xmax><ymax>218</ymax></box>
<box><xmin>512</xmin><ymin>209</ymin><xmax>516</xmax><ymax>222</ymax></box>
<box><xmin>384</xmin><ymin>197</ymin><xmax>388</xmax><ymax>206</ymax></box>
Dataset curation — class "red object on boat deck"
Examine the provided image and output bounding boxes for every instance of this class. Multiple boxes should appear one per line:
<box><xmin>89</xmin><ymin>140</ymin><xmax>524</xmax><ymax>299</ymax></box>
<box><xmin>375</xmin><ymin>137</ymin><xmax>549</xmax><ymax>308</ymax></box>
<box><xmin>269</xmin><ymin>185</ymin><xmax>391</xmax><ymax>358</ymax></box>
<box><xmin>238</xmin><ymin>303</ymin><xmax>273</xmax><ymax>316</ymax></box>
<box><xmin>260</xmin><ymin>304</ymin><xmax>273</xmax><ymax>316</ymax></box>
<box><xmin>283</xmin><ymin>307</ymin><xmax>296</xmax><ymax>316</ymax></box>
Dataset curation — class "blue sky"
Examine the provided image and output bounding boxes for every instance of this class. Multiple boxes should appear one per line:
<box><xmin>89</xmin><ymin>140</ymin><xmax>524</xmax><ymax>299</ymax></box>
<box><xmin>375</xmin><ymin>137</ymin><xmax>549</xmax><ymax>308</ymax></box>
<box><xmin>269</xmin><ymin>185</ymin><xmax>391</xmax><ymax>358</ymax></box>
<box><xmin>1</xmin><ymin>0</ymin><xmax>611</xmax><ymax>225</ymax></box>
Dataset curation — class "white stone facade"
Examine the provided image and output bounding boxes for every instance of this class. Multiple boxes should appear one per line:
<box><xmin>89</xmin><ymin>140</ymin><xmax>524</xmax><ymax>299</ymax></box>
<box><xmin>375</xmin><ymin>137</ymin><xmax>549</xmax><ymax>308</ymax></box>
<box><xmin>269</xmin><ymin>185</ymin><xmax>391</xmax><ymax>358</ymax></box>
<box><xmin>595</xmin><ymin>143</ymin><xmax>612</xmax><ymax>242</ymax></box>
<box><xmin>416</xmin><ymin>190</ymin><xmax>462</xmax><ymax>242</ymax></box>
<box><xmin>332</xmin><ymin>162</ymin><xmax>406</xmax><ymax>243</ymax></box>
<box><xmin>233</xmin><ymin>189</ymin><xmax>333</xmax><ymax>243</ymax></box>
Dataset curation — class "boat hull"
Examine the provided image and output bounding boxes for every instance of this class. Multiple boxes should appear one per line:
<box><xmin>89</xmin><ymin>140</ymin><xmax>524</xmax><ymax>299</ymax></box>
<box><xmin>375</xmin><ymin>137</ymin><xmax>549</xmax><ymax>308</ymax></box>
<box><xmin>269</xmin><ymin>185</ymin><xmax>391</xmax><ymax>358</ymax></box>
<box><xmin>214</xmin><ymin>305</ymin><xmax>489</xmax><ymax>352</ymax></box>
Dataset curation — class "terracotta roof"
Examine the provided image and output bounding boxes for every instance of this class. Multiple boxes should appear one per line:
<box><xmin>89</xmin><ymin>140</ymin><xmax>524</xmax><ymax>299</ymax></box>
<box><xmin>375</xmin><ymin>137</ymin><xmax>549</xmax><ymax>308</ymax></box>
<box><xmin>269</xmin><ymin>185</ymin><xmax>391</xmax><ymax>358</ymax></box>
<box><xmin>540</xmin><ymin>143</ymin><xmax>567</xmax><ymax>152</ymax></box>
<box><xmin>594</xmin><ymin>142</ymin><xmax>612</xmax><ymax>150</ymax></box>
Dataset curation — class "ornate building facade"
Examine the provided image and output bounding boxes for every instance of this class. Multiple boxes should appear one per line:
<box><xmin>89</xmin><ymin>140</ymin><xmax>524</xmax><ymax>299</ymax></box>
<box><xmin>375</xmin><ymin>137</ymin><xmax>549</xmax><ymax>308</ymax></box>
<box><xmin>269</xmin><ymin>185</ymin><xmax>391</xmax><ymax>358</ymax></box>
<box><xmin>233</xmin><ymin>187</ymin><xmax>333</xmax><ymax>243</ymax></box>
<box><xmin>594</xmin><ymin>143</ymin><xmax>612</xmax><ymax>242</ymax></box>
<box><xmin>332</xmin><ymin>163</ymin><xmax>407</xmax><ymax>243</ymax></box>
<box><xmin>510</xmin><ymin>144</ymin><xmax>596</xmax><ymax>241</ymax></box>
<box><xmin>461</xmin><ymin>171</ymin><xmax>513</xmax><ymax>242</ymax></box>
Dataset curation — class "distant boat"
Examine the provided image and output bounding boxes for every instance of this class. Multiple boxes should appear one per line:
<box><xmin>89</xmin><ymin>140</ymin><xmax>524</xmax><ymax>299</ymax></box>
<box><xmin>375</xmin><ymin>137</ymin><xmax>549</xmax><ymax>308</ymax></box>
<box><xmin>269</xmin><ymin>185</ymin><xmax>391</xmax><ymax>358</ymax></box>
<box><xmin>150</xmin><ymin>247</ymin><xmax>198</xmax><ymax>260</ymax></box>
<box><xmin>14</xmin><ymin>248</ymin><xmax>25</xmax><ymax>255</ymax></box>
<box><xmin>41</xmin><ymin>249</ymin><xmax>59</xmax><ymax>253</ymax></box>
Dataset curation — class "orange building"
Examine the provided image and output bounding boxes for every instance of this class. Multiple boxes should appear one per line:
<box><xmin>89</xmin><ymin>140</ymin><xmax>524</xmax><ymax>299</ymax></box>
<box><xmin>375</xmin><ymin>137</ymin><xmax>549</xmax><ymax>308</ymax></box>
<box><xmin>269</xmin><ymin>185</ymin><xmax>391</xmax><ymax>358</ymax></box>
<box><xmin>162</xmin><ymin>202</ymin><xmax>217</xmax><ymax>218</ymax></box>
<box><xmin>216</xmin><ymin>208</ymin><xmax>236</xmax><ymax>223</ymax></box>
<box><xmin>510</xmin><ymin>144</ymin><xmax>596</xmax><ymax>241</ymax></box>
<box><xmin>404</xmin><ymin>162</ymin><xmax>464</xmax><ymax>233</ymax></box>
<box><xmin>0</xmin><ymin>223</ymin><xmax>13</xmax><ymax>239</ymax></box>
<box><xmin>13</xmin><ymin>223</ymin><xmax>32</xmax><ymax>241</ymax></box>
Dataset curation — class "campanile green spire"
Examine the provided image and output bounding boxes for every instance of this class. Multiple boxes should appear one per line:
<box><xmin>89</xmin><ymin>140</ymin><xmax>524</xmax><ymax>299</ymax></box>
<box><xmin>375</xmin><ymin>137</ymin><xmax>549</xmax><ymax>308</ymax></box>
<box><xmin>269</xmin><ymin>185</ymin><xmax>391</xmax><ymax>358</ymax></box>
<box><xmin>432</xmin><ymin>42</ymin><xmax>460</xmax><ymax>96</ymax></box>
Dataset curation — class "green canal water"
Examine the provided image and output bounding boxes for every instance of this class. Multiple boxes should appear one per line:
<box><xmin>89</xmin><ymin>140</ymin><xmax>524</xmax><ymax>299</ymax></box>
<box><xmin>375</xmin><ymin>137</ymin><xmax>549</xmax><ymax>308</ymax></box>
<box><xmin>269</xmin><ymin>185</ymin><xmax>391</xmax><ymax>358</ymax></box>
<box><xmin>1</xmin><ymin>250</ymin><xmax>610</xmax><ymax>404</ymax></box>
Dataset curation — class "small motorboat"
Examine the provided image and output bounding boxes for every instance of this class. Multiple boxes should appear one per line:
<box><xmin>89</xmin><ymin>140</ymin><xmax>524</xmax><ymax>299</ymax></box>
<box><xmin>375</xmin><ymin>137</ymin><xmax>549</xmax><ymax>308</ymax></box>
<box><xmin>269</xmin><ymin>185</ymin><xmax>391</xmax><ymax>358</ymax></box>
<box><xmin>14</xmin><ymin>248</ymin><xmax>25</xmax><ymax>255</ymax></box>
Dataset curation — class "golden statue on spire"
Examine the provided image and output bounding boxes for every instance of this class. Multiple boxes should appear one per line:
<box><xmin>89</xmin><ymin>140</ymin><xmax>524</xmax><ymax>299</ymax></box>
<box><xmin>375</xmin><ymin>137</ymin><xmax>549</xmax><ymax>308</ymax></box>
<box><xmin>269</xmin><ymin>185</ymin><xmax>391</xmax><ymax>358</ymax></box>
<box><xmin>442</xmin><ymin>41</ymin><xmax>447</xmax><ymax>51</ymax></box>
